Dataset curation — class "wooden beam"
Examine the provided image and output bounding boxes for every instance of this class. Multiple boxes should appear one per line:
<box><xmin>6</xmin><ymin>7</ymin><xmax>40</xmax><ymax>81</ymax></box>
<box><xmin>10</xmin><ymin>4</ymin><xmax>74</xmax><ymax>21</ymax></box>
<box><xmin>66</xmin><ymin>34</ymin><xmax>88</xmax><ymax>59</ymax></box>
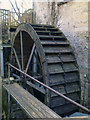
<box><xmin>3</xmin><ymin>83</ymin><xmax>61</xmax><ymax>118</ymax></box>
<box><xmin>26</xmin><ymin>81</ymin><xmax>45</xmax><ymax>94</ymax></box>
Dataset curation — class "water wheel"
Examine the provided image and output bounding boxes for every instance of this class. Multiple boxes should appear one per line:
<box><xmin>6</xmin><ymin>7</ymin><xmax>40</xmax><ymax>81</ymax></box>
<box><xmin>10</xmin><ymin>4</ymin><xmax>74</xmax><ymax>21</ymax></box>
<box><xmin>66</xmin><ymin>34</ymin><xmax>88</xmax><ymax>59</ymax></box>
<box><xmin>11</xmin><ymin>23</ymin><xmax>81</xmax><ymax>117</ymax></box>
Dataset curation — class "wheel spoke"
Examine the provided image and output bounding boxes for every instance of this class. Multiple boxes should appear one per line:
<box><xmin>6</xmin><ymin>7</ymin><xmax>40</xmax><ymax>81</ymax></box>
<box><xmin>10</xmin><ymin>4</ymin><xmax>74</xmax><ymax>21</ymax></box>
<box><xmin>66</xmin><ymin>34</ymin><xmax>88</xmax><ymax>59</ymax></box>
<box><xmin>13</xmin><ymin>47</ymin><xmax>21</xmax><ymax>70</ymax></box>
<box><xmin>25</xmin><ymin>43</ymin><xmax>35</xmax><ymax>73</ymax></box>
<box><xmin>34</xmin><ymin>51</ymin><xmax>41</xmax><ymax>74</ymax></box>
<box><xmin>33</xmin><ymin>48</ymin><xmax>37</xmax><ymax>76</ymax></box>
<box><xmin>20</xmin><ymin>31</ymin><xmax>24</xmax><ymax>70</ymax></box>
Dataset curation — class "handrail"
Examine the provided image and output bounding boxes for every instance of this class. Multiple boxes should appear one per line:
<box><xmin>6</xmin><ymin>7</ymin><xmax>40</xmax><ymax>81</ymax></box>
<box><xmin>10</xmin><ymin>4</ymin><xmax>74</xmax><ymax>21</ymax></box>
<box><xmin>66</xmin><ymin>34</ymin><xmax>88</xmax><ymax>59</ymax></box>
<box><xmin>8</xmin><ymin>63</ymin><xmax>90</xmax><ymax>114</ymax></box>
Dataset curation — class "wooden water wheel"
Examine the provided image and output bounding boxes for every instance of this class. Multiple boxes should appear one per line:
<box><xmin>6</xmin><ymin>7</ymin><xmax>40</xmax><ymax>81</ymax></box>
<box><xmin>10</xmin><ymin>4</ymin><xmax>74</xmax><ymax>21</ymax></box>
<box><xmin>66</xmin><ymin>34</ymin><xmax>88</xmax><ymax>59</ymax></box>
<box><xmin>11</xmin><ymin>23</ymin><xmax>81</xmax><ymax>117</ymax></box>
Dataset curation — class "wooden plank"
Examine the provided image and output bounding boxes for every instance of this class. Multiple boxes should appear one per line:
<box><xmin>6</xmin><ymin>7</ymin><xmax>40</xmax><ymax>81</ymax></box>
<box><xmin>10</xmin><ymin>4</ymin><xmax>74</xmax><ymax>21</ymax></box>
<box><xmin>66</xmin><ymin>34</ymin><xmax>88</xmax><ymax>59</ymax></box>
<box><xmin>3</xmin><ymin>83</ymin><xmax>60</xmax><ymax>118</ymax></box>
<box><xmin>46</xmin><ymin>54</ymin><xmax>75</xmax><ymax>64</ymax></box>
<box><xmin>46</xmin><ymin>55</ymin><xmax>61</xmax><ymax>63</ymax></box>
<box><xmin>36</xmin><ymin>31</ymin><xmax>61</xmax><ymax>34</ymax></box>
<box><xmin>50</xmin><ymin>74</ymin><xmax>64</xmax><ymax>85</ymax></box>
<box><xmin>44</xmin><ymin>46</ymin><xmax>70</xmax><ymax>50</ymax></box>
<box><xmin>52</xmin><ymin>83</ymin><xmax>80</xmax><ymax>94</ymax></box>
<box><xmin>51</xmin><ymin>32</ymin><xmax>63</xmax><ymax>36</ymax></box>
<box><xmin>65</xmin><ymin>72</ymin><xmax>79</xmax><ymax>81</ymax></box>
<box><xmin>49</xmin><ymin>68</ymin><xmax>78</xmax><ymax>75</ymax></box>
<box><xmin>49</xmin><ymin>72</ymin><xmax>79</xmax><ymax>86</ymax></box>
<box><xmin>48</xmin><ymin>64</ymin><xmax>78</xmax><ymax>75</ymax></box>
<box><xmin>51</xmin><ymin>83</ymin><xmax>80</xmax><ymax>97</ymax></box>
<box><xmin>66</xmin><ymin>83</ymin><xmax>80</xmax><ymax>94</ymax></box>
<box><xmin>44</xmin><ymin>48</ymin><xmax>72</xmax><ymax>54</ymax></box>
<box><xmin>39</xmin><ymin>37</ymin><xmax>66</xmax><ymax>41</ymax></box>
<box><xmin>37</xmin><ymin>31</ymin><xmax>63</xmax><ymax>36</ymax></box>
<box><xmin>33</xmin><ymin>27</ymin><xmax>58</xmax><ymax>31</ymax></box>
<box><xmin>31</xmin><ymin>24</ymin><xmax>54</xmax><ymax>28</ymax></box>
<box><xmin>63</xmin><ymin>63</ymin><xmax>77</xmax><ymax>72</ymax></box>
<box><xmin>48</xmin><ymin>64</ymin><xmax>63</xmax><ymax>74</ymax></box>
<box><xmin>50</xmin><ymin>96</ymin><xmax>66</xmax><ymax>108</ymax></box>
<box><xmin>39</xmin><ymin>35</ymin><xmax>65</xmax><ymax>39</ymax></box>
<box><xmin>50</xmin><ymin>78</ymin><xmax>79</xmax><ymax>87</ymax></box>
<box><xmin>52</xmin><ymin>103</ymin><xmax>78</xmax><ymax>116</ymax></box>
<box><xmin>51</xmin><ymin>86</ymin><xmax>65</xmax><ymax>97</ymax></box>
<box><xmin>41</xmin><ymin>41</ymin><xmax>69</xmax><ymax>45</ymax></box>
<box><xmin>50</xmin><ymin>93</ymin><xmax>80</xmax><ymax>108</ymax></box>
<box><xmin>61</xmin><ymin>54</ymin><xmax>75</xmax><ymax>61</ymax></box>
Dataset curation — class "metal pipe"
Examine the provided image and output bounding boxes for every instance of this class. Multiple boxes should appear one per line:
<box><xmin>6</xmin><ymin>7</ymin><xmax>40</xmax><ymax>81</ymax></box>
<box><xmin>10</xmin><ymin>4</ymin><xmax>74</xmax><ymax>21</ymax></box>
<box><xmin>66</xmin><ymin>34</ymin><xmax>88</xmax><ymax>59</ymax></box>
<box><xmin>9</xmin><ymin>63</ymin><xmax>90</xmax><ymax>114</ymax></box>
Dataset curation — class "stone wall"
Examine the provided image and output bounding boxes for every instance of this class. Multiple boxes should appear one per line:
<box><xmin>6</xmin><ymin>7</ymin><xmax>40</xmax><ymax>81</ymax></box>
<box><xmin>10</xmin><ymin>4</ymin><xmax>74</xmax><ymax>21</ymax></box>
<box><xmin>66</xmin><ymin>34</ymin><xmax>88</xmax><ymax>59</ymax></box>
<box><xmin>34</xmin><ymin>1</ymin><xmax>89</xmax><ymax>107</ymax></box>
